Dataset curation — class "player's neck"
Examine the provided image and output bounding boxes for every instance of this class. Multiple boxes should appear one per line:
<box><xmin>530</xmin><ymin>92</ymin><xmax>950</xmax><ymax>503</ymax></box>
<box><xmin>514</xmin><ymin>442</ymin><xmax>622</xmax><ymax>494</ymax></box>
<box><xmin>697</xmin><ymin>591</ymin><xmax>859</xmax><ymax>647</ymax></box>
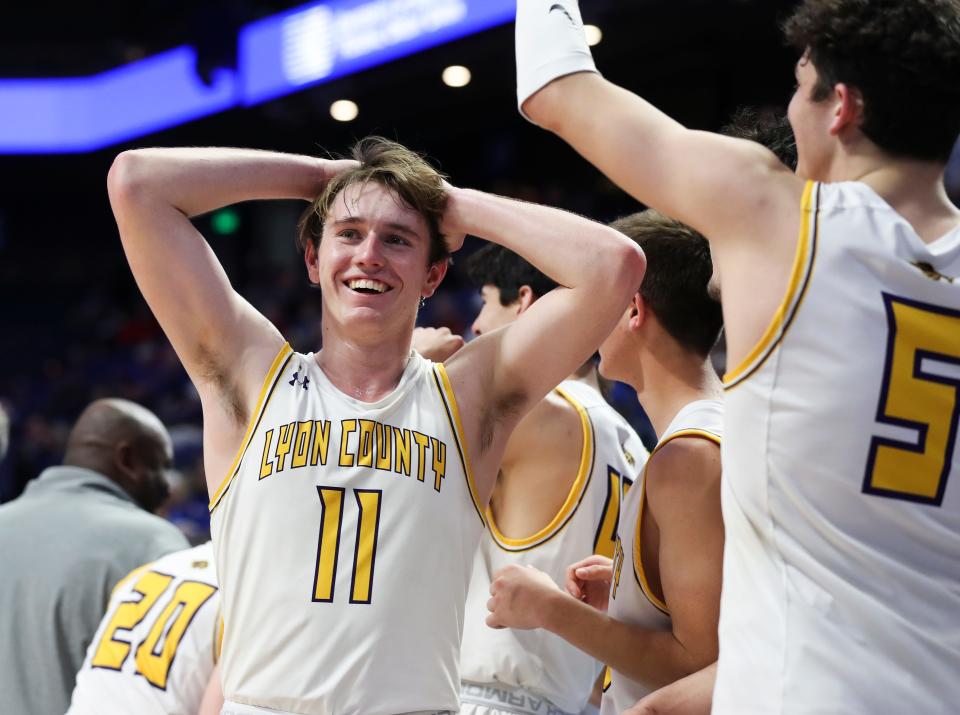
<box><xmin>823</xmin><ymin>148</ymin><xmax>959</xmax><ymax>231</ymax></box>
<box><xmin>854</xmin><ymin>164</ymin><xmax>959</xmax><ymax>243</ymax></box>
<box><xmin>317</xmin><ymin>321</ymin><xmax>413</xmax><ymax>403</ymax></box>
<box><xmin>632</xmin><ymin>350</ymin><xmax>722</xmax><ymax>440</ymax></box>
<box><xmin>568</xmin><ymin>362</ymin><xmax>601</xmax><ymax>390</ymax></box>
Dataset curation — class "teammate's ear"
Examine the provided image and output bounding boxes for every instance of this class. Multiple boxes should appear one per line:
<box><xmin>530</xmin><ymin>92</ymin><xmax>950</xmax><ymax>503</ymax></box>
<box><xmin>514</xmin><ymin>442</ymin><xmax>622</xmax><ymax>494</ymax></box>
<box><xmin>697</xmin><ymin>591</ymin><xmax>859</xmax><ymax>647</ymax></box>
<box><xmin>628</xmin><ymin>294</ymin><xmax>645</xmax><ymax>331</ymax></box>
<box><xmin>830</xmin><ymin>82</ymin><xmax>863</xmax><ymax>137</ymax></box>
<box><xmin>516</xmin><ymin>285</ymin><xmax>536</xmax><ymax>314</ymax></box>
<box><xmin>421</xmin><ymin>258</ymin><xmax>449</xmax><ymax>298</ymax></box>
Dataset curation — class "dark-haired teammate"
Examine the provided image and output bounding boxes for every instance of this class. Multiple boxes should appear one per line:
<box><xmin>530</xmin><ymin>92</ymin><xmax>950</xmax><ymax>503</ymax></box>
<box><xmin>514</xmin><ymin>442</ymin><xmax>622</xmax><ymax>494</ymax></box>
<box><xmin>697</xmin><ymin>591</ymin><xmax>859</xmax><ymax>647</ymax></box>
<box><xmin>516</xmin><ymin>0</ymin><xmax>960</xmax><ymax>711</ymax></box>
<box><xmin>487</xmin><ymin>211</ymin><xmax>724</xmax><ymax>715</ymax></box>
<box><xmin>416</xmin><ymin>245</ymin><xmax>648</xmax><ymax>715</ymax></box>
<box><xmin>108</xmin><ymin>138</ymin><xmax>644</xmax><ymax>714</ymax></box>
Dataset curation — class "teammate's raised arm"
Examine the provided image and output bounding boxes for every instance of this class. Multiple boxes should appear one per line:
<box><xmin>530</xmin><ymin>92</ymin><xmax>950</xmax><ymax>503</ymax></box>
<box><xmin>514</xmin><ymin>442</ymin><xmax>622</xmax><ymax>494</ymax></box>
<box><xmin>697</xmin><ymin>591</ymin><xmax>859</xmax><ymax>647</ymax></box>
<box><xmin>440</xmin><ymin>188</ymin><xmax>644</xmax><ymax>498</ymax></box>
<box><xmin>515</xmin><ymin>1</ymin><xmax>802</xmax><ymax>244</ymax></box>
<box><xmin>484</xmin><ymin>211</ymin><xmax>725</xmax><ymax>709</ymax></box>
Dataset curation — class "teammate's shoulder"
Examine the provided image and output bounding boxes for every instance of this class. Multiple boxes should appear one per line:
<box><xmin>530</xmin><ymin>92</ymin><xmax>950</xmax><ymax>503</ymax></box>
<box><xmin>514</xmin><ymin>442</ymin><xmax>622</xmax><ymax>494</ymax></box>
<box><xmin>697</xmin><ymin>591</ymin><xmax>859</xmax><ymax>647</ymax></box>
<box><xmin>155</xmin><ymin>540</ymin><xmax>215</xmax><ymax>568</ymax></box>
<box><xmin>646</xmin><ymin>437</ymin><xmax>721</xmax><ymax>496</ymax></box>
<box><xmin>502</xmin><ymin>391</ymin><xmax>582</xmax><ymax>467</ymax></box>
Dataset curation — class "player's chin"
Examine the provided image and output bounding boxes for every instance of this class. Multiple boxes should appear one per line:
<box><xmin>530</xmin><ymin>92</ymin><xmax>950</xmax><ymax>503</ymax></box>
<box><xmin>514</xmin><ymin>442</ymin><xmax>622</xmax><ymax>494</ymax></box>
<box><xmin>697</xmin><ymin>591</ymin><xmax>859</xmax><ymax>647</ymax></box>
<box><xmin>596</xmin><ymin>354</ymin><xmax>616</xmax><ymax>382</ymax></box>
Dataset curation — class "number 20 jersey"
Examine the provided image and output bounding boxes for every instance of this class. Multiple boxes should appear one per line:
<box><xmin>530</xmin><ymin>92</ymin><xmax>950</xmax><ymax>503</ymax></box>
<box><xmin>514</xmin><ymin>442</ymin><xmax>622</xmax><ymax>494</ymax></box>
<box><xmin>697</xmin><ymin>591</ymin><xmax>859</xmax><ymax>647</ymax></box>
<box><xmin>67</xmin><ymin>542</ymin><xmax>220</xmax><ymax>715</ymax></box>
<box><xmin>209</xmin><ymin>347</ymin><xmax>484</xmax><ymax>715</ymax></box>
<box><xmin>715</xmin><ymin>181</ymin><xmax>960</xmax><ymax>714</ymax></box>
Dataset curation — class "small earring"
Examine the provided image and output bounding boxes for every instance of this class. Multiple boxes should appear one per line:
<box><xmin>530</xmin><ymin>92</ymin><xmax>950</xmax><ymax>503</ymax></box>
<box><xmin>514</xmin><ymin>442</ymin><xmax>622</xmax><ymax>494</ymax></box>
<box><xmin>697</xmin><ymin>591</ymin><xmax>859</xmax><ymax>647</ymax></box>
<box><xmin>419</xmin><ymin>296</ymin><xmax>426</xmax><ymax>309</ymax></box>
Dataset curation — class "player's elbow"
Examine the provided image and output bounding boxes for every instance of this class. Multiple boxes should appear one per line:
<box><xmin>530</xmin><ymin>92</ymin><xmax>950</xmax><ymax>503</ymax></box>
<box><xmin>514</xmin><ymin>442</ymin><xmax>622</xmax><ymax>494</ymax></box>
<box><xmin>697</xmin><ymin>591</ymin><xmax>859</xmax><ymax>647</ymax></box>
<box><xmin>521</xmin><ymin>81</ymin><xmax>565</xmax><ymax>132</ymax></box>
<box><xmin>605</xmin><ymin>236</ymin><xmax>646</xmax><ymax>298</ymax></box>
<box><xmin>107</xmin><ymin>150</ymin><xmax>153</xmax><ymax>205</ymax></box>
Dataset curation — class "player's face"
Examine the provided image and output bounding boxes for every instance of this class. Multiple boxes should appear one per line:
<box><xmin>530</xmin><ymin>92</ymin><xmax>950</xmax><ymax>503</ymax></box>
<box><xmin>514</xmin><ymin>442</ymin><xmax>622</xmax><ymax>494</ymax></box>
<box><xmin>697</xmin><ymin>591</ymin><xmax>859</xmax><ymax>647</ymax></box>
<box><xmin>788</xmin><ymin>55</ymin><xmax>836</xmax><ymax>181</ymax></box>
<box><xmin>309</xmin><ymin>182</ymin><xmax>445</xmax><ymax>330</ymax></box>
<box><xmin>471</xmin><ymin>285</ymin><xmax>520</xmax><ymax>336</ymax></box>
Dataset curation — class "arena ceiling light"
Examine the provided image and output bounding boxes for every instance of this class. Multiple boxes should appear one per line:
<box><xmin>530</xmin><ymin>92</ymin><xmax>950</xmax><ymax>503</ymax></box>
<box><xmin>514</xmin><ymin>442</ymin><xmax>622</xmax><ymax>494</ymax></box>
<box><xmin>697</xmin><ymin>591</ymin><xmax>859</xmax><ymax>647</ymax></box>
<box><xmin>0</xmin><ymin>0</ymin><xmax>515</xmax><ymax>154</ymax></box>
<box><xmin>330</xmin><ymin>99</ymin><xmax>359</xmax><ymax>122</ymax></box>
<box><xmin>442</xmin><ymin>65</ymin><xmax>471</xmax><ymax>88</ymax></box>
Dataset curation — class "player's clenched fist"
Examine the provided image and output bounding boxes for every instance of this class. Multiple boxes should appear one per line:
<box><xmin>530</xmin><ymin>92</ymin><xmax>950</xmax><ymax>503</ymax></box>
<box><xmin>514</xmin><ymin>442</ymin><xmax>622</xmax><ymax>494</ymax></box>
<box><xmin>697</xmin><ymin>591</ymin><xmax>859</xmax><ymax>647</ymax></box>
<box><xmin>486</xmin><ymin>564</ymin><xmax>564</xmax><ymax>630</ymax></box>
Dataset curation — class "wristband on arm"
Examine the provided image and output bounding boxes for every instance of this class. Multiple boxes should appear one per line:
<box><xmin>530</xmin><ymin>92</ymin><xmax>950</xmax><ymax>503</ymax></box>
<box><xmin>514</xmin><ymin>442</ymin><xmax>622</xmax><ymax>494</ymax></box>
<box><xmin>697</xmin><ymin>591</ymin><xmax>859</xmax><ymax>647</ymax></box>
<box><xmin>515</xmin><ymin>0</ymin><xmax>600</xmax><ymax>122</ymax></box>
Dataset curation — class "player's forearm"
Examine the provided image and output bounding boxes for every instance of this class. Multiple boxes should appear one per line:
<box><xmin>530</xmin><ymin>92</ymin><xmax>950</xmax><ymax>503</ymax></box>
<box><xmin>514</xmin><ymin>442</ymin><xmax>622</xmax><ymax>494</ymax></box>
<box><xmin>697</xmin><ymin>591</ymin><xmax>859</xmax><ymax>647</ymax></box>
<box><xmin>539</xmin><ymin>590</ymin><xmax>705</xmax><ymax>690</ymax></box>
<box><xmin>108</xmin><ymin>147</ymin><xmax>328</xmax><ymax>218</ymax></box>
<box><xmin>445</xmin><ymin>187</ymin><xmax>644</xmax><ymax>296</ymax></box>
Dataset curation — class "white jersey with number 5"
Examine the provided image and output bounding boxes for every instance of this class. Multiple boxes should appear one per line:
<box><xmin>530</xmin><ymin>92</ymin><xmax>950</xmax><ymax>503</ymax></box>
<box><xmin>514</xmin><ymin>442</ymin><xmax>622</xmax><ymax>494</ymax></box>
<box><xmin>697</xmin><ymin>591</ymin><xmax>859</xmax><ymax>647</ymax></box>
<box><xmin>715</xmin><ymin>181</ymin><xmax>960</xmax><ymax>714</ymax></box>
<box><xmin>210</xmin><ymin>347</ymin><xmax>484</xmax><ymax>715</ymax></box>
<box><xmin>67</xmin><ymin>541</ymin><xmax>220</xmax><ymax>715</ymax></box>
<box><xmin>601</xmin><ymin>400</ymin><xmax>722</xmax><ymax>715</ymax></box>
<box><xmin>460</xmin><ymin>379</ymin><xmax>648</xmax><ymax>714</ymax></box>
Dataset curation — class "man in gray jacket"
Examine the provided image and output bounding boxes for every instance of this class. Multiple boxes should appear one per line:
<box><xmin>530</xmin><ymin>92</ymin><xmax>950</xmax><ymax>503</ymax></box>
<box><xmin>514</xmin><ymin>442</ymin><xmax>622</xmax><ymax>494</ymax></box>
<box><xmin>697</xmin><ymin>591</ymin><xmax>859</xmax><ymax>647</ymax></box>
<box><xmin>0</xmin><ymin>398</ymin><xmax>188</xmax><ymax>715</ymax></box>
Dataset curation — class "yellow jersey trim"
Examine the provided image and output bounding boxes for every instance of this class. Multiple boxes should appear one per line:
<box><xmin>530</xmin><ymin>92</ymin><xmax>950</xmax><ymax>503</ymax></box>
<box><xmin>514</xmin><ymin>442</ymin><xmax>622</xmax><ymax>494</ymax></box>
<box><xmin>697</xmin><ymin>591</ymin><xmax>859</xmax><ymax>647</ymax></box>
<box><xmin>208</xmin><ymin>343</ymin><xmax>294</xmax><ymax>512</ymax></box>
<box><xmin>214</xmin><ymin>613</ymin><xmax>224</xmax><ymax>664</ymax></box>
<box><xmin>486</xmin><ymin>385</ymin><xmax>595</xmax><ymax>551</ymax></box>
<box><xmin>633</xmin><ymin>429</ymin><xmax>722</xmax><ymax>615</ymax></box>
<box><xmin>723</xmin><ymin>181</ymin><xmax>820</xmax><ymax>388</ymax></box>
<box><xmin>433</xmin><ymin>363</ymin><xmax>486</xmax><ymax>526</ymax></box>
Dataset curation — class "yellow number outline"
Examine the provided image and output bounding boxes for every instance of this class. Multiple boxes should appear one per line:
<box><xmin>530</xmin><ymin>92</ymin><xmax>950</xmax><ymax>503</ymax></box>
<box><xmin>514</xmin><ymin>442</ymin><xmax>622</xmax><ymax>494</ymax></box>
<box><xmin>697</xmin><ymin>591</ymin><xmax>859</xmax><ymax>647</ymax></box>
<box><xmin>313</xmin><ymin>486</ymin><xmax>345</xmax><ymax>602</ymax></box>
<box><xmin>593</xmin><ymin>466</ymin><xmax>633</xmax><ymax>558</ymax></box>
<box><xmin>863</xmin><ymin>293</ymin><xmax>960</xmax><ymax>506</ymax></box>
<box><xmin>91</xmin><ymin>571</ymin><xmax>174</xmax><ymax>672</ymax></box>
<box><xmin>349</xmin><ymin>489</ymin><xmax>383</xmax><ymax>604</ymax></box>
<box><xmin>134</xmin><ymin>580</ymin><xmax>218</xmax><ymax>690</ymax></box>
<box><xmin>611</xmin><ymin>537</ymin><xmax>625</xmax><ymax>600</ymax></box>
<box><xmin>313</xmin><ymin>486</ymin><xmax>383</xmax><ymax>604</ymax></box>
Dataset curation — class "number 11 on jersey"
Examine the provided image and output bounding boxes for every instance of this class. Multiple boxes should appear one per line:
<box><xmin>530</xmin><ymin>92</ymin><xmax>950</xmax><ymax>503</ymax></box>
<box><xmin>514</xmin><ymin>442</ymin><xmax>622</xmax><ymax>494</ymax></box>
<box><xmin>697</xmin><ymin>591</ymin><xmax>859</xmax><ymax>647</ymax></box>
<box><xmin>313</xmin><ymin>486</ymin><xmax>383</xmax><ymax>604</ymax></box>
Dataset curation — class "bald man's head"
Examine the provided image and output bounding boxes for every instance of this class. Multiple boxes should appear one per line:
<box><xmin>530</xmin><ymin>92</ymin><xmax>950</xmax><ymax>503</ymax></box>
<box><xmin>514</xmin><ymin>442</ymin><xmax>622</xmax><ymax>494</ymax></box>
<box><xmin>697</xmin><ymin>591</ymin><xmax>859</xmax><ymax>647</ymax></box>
<box><xmin>64</xmin><ymin>399</ymin><xmax>173</xmax><ymax>513</ymax></box>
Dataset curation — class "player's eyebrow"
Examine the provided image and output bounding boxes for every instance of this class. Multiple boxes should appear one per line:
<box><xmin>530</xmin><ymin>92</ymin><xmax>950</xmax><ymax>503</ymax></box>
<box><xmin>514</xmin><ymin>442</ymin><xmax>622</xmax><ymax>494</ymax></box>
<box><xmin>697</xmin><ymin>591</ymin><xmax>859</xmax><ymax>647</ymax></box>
<box><xmin>332</xmin><ymin>217</ymin><xmax>423</xmax><ymax>240</ymax></box>
<box><xmin>383</xmin><ymin>222</ymin><xmax>421</xmax><ymax>238</ymax></box>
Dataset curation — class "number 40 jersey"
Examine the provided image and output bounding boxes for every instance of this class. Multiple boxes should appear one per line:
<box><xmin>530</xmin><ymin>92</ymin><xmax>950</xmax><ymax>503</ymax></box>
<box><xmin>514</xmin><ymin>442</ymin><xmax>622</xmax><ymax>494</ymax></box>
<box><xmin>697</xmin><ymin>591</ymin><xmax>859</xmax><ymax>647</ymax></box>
<box><xmin>715</xmin><ymin>181</ymin><xmax>960</xmax><ymax>715</ymax></box>
<box><xmin>67</xmin><ymin>541</ymin><xmax>220</xmax><ymax>715</ymax></box>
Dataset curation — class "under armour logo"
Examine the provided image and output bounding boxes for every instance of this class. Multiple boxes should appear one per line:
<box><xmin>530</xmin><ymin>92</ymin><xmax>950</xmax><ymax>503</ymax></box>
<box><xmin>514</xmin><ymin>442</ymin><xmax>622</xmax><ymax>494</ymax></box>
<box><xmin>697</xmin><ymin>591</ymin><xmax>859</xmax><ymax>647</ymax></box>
<box><xmin>289</xmin><ymin>371</ymin><xmax>310</xmax><ymax>390</ymax></box>
<box><xmin>549</xmin><ymin>3</ymin><xmax>577</xmax><ymax>26</ymax></box>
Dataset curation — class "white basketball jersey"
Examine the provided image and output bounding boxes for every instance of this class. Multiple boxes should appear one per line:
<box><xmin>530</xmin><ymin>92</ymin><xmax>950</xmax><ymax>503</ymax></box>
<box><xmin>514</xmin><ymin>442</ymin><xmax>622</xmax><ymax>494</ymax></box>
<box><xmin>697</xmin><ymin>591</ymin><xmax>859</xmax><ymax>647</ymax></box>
<box><xmin>715</xmin><ymin>181</ymin><xmax>960</xmax><ymax>714</ymax></box>
<box><xmin>460</xmin><ymin>379</ymin><xmax>648</xmax><ymax>714</ymax></box>
<box><xmin>67</xmin><ymin>541</ymin><xmax>220</xmax><ymax>715</ymax></box>
<box><xmin>601</xmin><ymin>400</ymin><xmax>722</xmax><ymax>715</ymax></box>
<box><xmin>209</xmin><ymin>346</ymin><xmax>485</xmax><ymax>715</ymax></box>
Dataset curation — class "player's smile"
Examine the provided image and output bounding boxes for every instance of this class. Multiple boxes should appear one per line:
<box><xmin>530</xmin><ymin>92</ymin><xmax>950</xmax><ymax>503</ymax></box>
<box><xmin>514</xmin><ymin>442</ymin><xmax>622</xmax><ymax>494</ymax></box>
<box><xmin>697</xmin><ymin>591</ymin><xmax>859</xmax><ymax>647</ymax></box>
<box><xmin>345</xmin><ymin>278</ymin><xmax>392</xmax><ymax>294</ymax></box>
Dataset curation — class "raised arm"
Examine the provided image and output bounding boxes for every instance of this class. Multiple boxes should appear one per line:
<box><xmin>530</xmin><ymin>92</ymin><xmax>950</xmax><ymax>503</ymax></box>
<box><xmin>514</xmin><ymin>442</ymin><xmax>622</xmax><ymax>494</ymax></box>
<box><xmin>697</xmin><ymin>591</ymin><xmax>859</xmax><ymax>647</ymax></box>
<box><xmin>516</xmin><ymin>1</ymin><xmax>803</xmax><ymax>245</ymax></box>
<box><xmin>107</xmin><ymin>148</ymin><xmax>346</xmax><ymax>386</ymax></box>
<box><xmin>107</xmin><ymin>148</ymin><xmax>352</xmax><ymax>488</ymax></box>
<box><xmin>440</xmin><ymin>187</ymin><xmax>644</xmax><ymax>499</ymax></box>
